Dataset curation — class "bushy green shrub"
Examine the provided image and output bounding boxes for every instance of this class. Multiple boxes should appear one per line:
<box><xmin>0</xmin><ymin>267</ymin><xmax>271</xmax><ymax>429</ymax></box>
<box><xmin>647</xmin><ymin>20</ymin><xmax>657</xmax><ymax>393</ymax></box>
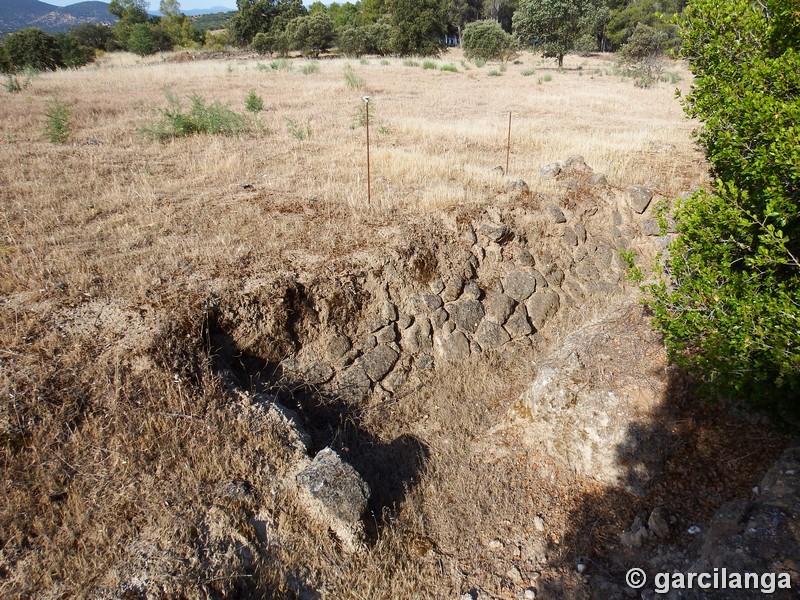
<box><xmin>343</xmin><ymin>63</ymin><xmax>365</xmax><ymax>88</ymax></box>
<box><xmin>4</xmin><ymin>28</ymin><xmax>63</xmax><ymax>72</ymax></box>
<box><xmin>648</xmin><ymin>0</ymin><xmax>800</xmax><ymax>411</ymax></box>
<box><xmin>461</xmin><ymin>19</ymin><xmax>518</xmax><ymax>62</ymax></box>
<box><xmin>44</xmin><ymin>97</ymin><xmax>71</xmax><ymax>143</ymax></box>
<box><xmin>142</xmin><ymin>92</ymin><xmax>248</xmax><ymax>139</ymax></box>
<box><xmin>245</xmin><ymin>90</ymin><xmax>263</xmax><ymax>113</ymax></box>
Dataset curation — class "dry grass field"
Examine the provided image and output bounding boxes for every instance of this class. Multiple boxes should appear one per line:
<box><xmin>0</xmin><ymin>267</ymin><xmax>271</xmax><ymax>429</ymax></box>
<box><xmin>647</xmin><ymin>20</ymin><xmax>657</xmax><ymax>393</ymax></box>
<box><xmin>3</xmin><ymin>48</ymin><xmax>766</xmax><ymax>599</ymax></box>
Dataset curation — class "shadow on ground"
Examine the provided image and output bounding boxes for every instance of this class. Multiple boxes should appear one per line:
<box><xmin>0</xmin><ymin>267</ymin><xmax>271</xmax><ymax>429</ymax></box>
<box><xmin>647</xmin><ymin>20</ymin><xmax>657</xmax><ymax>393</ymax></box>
<box><xmin>536</xmin><ymin>368</ymin><xmax>792</xmax><ymax>599</ymax></box>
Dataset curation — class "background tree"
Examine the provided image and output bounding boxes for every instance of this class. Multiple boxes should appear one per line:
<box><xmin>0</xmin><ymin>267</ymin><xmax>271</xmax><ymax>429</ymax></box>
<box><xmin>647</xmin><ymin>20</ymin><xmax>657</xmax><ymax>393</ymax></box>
<box><xmin>461</xmin><ymin>19</ymin><xmax>517</xmax><ymax>61</ymax></box>
<box><xmin>618</xmin><ymin>22</ymin><xmax>668</xmax><ymax>86</ymax></box>
<box><xmin>483</xmin><ymin>0</ymin><xmax>517</xmax><ymax>33</ymax></box>
<box><xmin>0</xmin><ymin>45</ymin><xmax>12</xmax><ymax>73</ymax></box>
<box><xmin>69</xmin><ymin>23</ymin><xmax>116</xmax><ymax>52</ymax></box>
<box><xmin>389</xmin><ymin>0</ymin><xmax>448</xmax><ymax>55</ymax></box>
<box><xmin>285</xmin><ymin>12</ymin><xmax>335</xmax><ymax>57</ymax></box>
<box><xmin>648</xmin><ymin>0</ymin><xmax>800</xmax><ymax>412</ymax></box>
<box><xmin>127</xmin><ymin>22</ymin><xmax>155</xmax><ymax>55</ymax></box>
<box><xmin>159</xmin><ymin>0</ymin><xmax>196</xmax><ymax>48</ymax></box>
<box><xmin>109</xmin><ymin>0</ymin><xmax>149</xmax><ymax>48</ymax></box>
<box><xmin>512</xmin><ymin>0</ymin><xmax>598</xmax><ymax>67</ymax></box>
<box><xmin>55</xmin><ymin>34</ymin><xmax>95</xmax><ymax>68</ymax></box>
<box><xmin>228</xmin><ymin>0</ymin><xmax>277</xmax><ymax>46</ymax></box>
<box><xmin>603</xmin><ymin>0</ymin><xmax>681</xmax><ymax>51</ymax></box>
<box><xmin>3</xmin><ymin>28</ymin><xmax>64</xmax><ymax>71</ymax></box>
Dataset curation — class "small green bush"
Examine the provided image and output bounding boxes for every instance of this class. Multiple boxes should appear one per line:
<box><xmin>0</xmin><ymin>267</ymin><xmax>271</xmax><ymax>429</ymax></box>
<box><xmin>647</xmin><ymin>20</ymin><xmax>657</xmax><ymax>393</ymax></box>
<box><xmin>245</xmin><ymin>90</ymin><xmax>263</xmax><ymax>113</ymax></box>
<box><xmin>421</xmin><ymin>59</ymin><xmax>436</xmax><ymax>69</ymax></box>
<box><xmin>270</xmin><ymin>58</ymin><xmax>293</xmax><ymax>71</ymax></box>
<box><xmin>285</xmin><ymin>117</ymin><xmax>312</xmax><ymax>140</ymax></box>
<box><xmin>343</xmin><ymin>64</ymin><xmax>365</xmax><ymax>88</ymax></box>
<box><xmin>44</xmin><ymin>97</ymin><xmax>71</xmax><ymax>143</ymax></box>
<box><xmin>440</xmin><ymin>64</ymin><xmax>457</xmax><ymax>72</ymax></box>
<box><xmin>461</xmin><ymin>19</ymin><xmax>517</xmax><ymax>62</ymax></box>
<box><xmin>143</xmin><ymin>92</ymin><xmax>248</xmax><ymax>139</ymax></box>
<box><xmin>521</xmin><ymin>68</ymin><xmax>535</xmax><ymax>76</ymax></box>
<box><xmin>487</xmin><ymin>69</ymin><xmax>501</xmax><ymax>76</ymax></box>
<box><xmin>473</xmin><ymin>57</ymin><xmax>486</xmax><ymax>68</ymax></box>
<box><xmin>300</xmin><ymin>62</ymin><xmax>320</xmax><ymax>75</ymax></box>
<box><xmin>380</xmin><ymin>59</ymin><xmax>390</xmax><ymax>66</ymax></box>
<box><xmin>402</xmin><ymin>58</ymin><xmax>419</xmax><ymax>67</ymax></box>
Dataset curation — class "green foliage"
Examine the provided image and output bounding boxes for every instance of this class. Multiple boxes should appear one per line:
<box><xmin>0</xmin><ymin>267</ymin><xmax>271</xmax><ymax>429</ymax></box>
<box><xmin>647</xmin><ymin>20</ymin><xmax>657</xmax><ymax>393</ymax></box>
<box><xmin>648</xmin><ymin>0</ymin><xmax>800</xmax><ymax>410</ymax></box>
<box><xmin>245</xmin><ymin>90</ymin><xmax>264</xmax><ymax>112</ymax></box>
<box><xmin>389</xmin><ymin>0</ymin><xmax>448</xmax><ymax>56</ymax></box>
<box><xmin>521</xmin><ymin>68</ymin><xmax>535</xmax><ymax>76</ymax></box>
<box><xmin>252</xmin><ymin>30</ymin><xmax>289</xmax><ymax>55</ymax></box>
<box><xmin>619</xmin><ymin>250</ymin><xmax>643</xmax><ymax>283</ymax></box>
<box><xmin>473</xmin><ymin>57</ymin><xmax>485</xmax><ymax>67</ymax></box>
<box><xmin>300</xmin><ymin>62</ymin><xmax>320</xmax><ymax>74</ymax></box>
<box><xmin>440</xmin><ymin>63</ymin><xmax>457</xmax><ymax>72</ymax></box>
<box><xmin>487</xmin><ymin>68</ymin><xmax>502</xmax><ymax>76</ymax></box>
<box><xmin>3</xmin><ymin>28</ymin><xmax>64</xmax><ymax>72</ymax></box>
<box><xmin>618</xmin><ymin>22</ymin><xmax>668</xmax><ymax>87</ymax></box>
<box><xmin>44</xmin><ymin>97</ymin><xmax>71</xmax><ymax>144</ymax></box>
<box><xmin>269</xmin><ymin>57</ymin><xmax>293</xmax><ymax>70</ymax></box>
<box><xmin>128</xmin><ymin>23</ymin><xmax>156</xmax><ymax>56</ymax></box>
<box><xmin>421</xmin><ymin>59</ymin><xmax>437</xmax><ymax>69</ymax></box>
<box><xmin>0</xmin><ymin>45</ymin><xmax>12</xmax><ymax>74</ymax></box>
<box><xmin>55</xmin><ymin>34</ymin><xmax>95</xmax><ymax>68</ymax></box>
<box><xmin>285</xmin><ymin>12</ymin><xmax>335</xmax><ymax>57</ymax></box>
<box><xmin>604</xmin><ymin>0</ymin><xmax>680</xmax><ymax>52</ymax></box>
<box><xmin>142</xmin><ymin>92</ymin><xmax>248</xmax><ymax>139</ymax></box>
<box><xmin>159</xmin><ymin>0</ymin><xmax>196</xmax><ymax>48</ymax></box>
<box><xmin>190</xmin><ymin>10</ymin><xmax>236</xmax><ymax>34</ymax></box>
<box><xmin>343</xmin><ymin>63</ymin><xmax>365</xmax><ymax>88</ymax></box>
<box><xmin>462</xmin><ymin>19</ymin><xmax>518</xmax><ymax>62</ymax></box>
<box><xmin>513</xmin><ymin>0</ymin><xmax>599</xmax><ymax>67</ymax></box>
<box><xmin>229</xmin><ymin>0</ymin><xmax>278</xmax><ymax>46</ymax></box>
<box><xmin>285</xmin><ymin>117</ymin><xmax>312</xmax><ymax>140</ymax></box>
<box><xmin>69</xmin><ymin>23</ymin><xmax>115</xmax><ymax>51</ymax></box>
<box><xmin>402</xmin><ymin>58</ymin><xmax>420</xmax><ymax>67</ymax></box>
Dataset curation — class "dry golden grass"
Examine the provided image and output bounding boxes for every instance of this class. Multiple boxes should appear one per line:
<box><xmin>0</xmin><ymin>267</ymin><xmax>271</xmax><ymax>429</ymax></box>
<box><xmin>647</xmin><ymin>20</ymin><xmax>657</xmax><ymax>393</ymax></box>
<box><xmin>0</xmin><ymin>49</ymin><xmax>713</xmax><ymax>598</ymax></box>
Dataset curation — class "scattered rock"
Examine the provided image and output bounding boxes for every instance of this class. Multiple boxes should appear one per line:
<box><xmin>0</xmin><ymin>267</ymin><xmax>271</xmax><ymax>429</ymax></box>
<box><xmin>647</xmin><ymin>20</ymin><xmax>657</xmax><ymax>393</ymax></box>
<box><xmin>442</xmin><ymin>278</ymin><xmax>465</xmax><ymax>302</ymax></box>
<box><xmin>483</xmin><ymin>291</ymin><xmax>516</xmax><ymax>324</ymax></box>
<box><xmin>502</xmin><ymin>270</ymin><xmax>538</xmax><ymax>302</ymax></box>
<box><xmin>516</xmin><ymin>248</ymin><xmax>535</xmax><ymax>266</ymax></box>
<box><xmin>360</xmin><ymin>345</ymin><xmax>399</xmax><ymax>382</ymax></box>
<box><xmin>410</xmin><ymin>293</ymin><xmax>443</xmax><ymax>313</ymax></box>
<box><xmin>589</xmin><ymin>173</ymin><xmax>608</xmax><ymax>185</ymax></box>
<box><xmin>433</xmin><ymin>330</ymin><xmax>471</xmax><ymax>362</ymax></box>
<box><xmin>480</xmin><ymin>223</ymin><xmax>513</xmax><ymax>244</ymax></box>
<box><xmin>324</xmin><ymin>334</ymin><xmax>351</xmax><ymax>361</ymax></box>
<box><xmin>475</xmin><ymin>319</ymin><xmax>511</xmax><ymax>349</ymax></box>
<box><xmin>506</xmin><ymin>179</ymin><xmax>529</xmax><ymax>193</ymax></box>
<box><xmin>547</xmin><ymin>205</ymin><xmax>567</xmax><ymax>224</ymax></box>
<box><xmin>301</xmin><ymin>362</ymin><xmax>335</xmax><ymax>385</ymax></box>
<box><xmin>533</xmin><ymin>516</ymin><xmax>545</xmax><ymax>532</ymax></box>
<box><xmin>642</xmin><ymin>218</ymin><xmax>661</xmax><ymax>236</ymax></box>
<box><xmin>446</xmin><ymin>298</ymin><xmax>485</xmax><ymax>334</ymax></box>
<box><xmin>524</xmin><ymin>588</ymin><xmax>537</xmax><ymax>599</ymax></box>
<box><xmin>525</xmin><ymin>290</ymin><xmax>560</xmax><ymax>330</ymax></box>
<box><xmin>540</xmin><ymin>162</ymin><xmax>562</xmax><ymax>178</ymax></box>
<box><xmin>628</xmin><ymin>186</ymin><xmax>654</xmax><ymax>214</ymax></box>
<box><xmin>648</xmin><ymin>507</ymin><xmax>670</xmax><ymax>539</ymax></box>
<box><xmin>401</xmin><ymin>318</ymin><xmax>433</xmax><ymax>353</ymax></box>
<box><xmin>429</xmin><ymin>278</ymin><xmax>445</xmax><ymax>295</ymax></box>
<box><xmin>505</xmin><ymin>305</ymin><xmax>533</xmax><ymax>338</ymax></box>
<box><xmin>295</xmin><ymin>447</ymin><xmax>370</xmax><ymax>553</ymax></box>
<box><xmin>563</xmin><ymin>227</ymin><xmax>578</xmax><ymax>247</ymax></box>
<box><xmin>462</xmin><ymin>281</ymin><xmax>482</xmax><ymax>300</ymax></box>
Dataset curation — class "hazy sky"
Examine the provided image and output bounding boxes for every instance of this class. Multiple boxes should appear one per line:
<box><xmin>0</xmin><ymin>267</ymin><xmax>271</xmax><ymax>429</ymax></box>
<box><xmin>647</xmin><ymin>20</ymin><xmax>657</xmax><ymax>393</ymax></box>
<box><xmin>43</xmin><ymin>1</ymin><xmax>239</xmax><ymax>12</ymax></box>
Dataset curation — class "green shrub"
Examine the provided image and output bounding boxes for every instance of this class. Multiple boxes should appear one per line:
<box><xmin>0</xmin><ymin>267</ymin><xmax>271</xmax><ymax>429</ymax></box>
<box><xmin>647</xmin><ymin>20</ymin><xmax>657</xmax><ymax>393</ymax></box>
<box><xmin>269</xmin><ymin>58</ymin><xmax>292</xmax><ymax>71</ymax></box>
<box><xmin>487</xmin><ymin>69</ymin><xmax>501</xmax><ymax>76</ymax></box>
<box><xmin>245</xmin><ymin>90</ymin><xmax>263</xmax><ymax>113</ymax></box>
<box><xmin>473</xmin><ymin>57</ymin><xmax>486</xmax><ymax>68</ymax></box>
<box><xmin>440</xmin><ymin>64</ymin><xmax>457</xmax><ymax>72</ymax></box>
<box><xmin>461</xmin><ymin>19</ymin><xmax>518</xmax><ymax>62</ymax></box>
<box><xmin>143</xmin><ymin>92</ymin><xmax>248</xmax><ymax>139</ymax></box>
<box><xmin>402</xmin><ymin>58</ymin><xmax>419</xmax><ymax>67</ymax></box>
<box><xmin>343</xmin><ymin>63</ymin><xmax>365</xmax><ymax>88</ymax></box>
<box><xmin>285</xmin><ymin>117</ymin><xmax>312</xmax><ymax>140</ymax></box>
<box><xmin>521</xmin><ymin>68</ymin><xmax>535</xmax><ymax>76</ymax></box>
<box><xmin>648</xmin><ymin>0</ymin><xmax>800</xmax><ymax>411</ymax></box>
<box><xmin>4</xmin><ymin>28</ymin><xmax>63</xmax><ymax>71</ymax></box>
<box><xmin>300</xmin><ymin>62</ymin><xmax>320</xmax><ymax>74</ymax></box>
<box><xmin>421</xmin><ymin>59</ymin><xmax>436</xmax><ymax>69</ymax></box>
<box><xmin>380</xmin><ymin>59</ymin><xmax>390</xmax><ymax>66</ymax></box>
<box><xmin>44</xmin><ymin>97</ymin><xmax>71</xmax><ymax>143</ymax></box>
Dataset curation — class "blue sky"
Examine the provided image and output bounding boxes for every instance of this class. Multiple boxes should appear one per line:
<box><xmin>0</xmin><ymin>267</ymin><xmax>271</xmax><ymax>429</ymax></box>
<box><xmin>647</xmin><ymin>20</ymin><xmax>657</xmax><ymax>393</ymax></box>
<box><xmin>44</xmin><ymin>1</ymin><xmax>239</xmax><ymax>12</ymax></box>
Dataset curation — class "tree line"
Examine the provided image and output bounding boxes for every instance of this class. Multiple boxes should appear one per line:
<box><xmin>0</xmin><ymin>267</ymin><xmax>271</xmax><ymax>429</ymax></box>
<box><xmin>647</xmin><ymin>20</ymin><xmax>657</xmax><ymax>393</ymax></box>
<box><xmin>0</xmin><ymin>0</ymin><xmax>683</xmax><ymax>72</ymax></box>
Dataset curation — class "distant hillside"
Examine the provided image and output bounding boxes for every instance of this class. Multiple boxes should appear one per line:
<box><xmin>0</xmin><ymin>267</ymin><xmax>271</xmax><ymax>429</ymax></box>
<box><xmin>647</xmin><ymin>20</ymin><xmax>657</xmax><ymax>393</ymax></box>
<box><xmin>190</xmin><ymin>10</ymin><xmax>235</xmax><ymax>33</ymax></box>
<box><xmin>0</xmin><ymin>0</ymin><xmax>117</xmax><ymax>36</ymax></box>
<box><xmin>184</xmin><ymin>6</ymin><xmax>235</xmax><ymax>16</ymax></box>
